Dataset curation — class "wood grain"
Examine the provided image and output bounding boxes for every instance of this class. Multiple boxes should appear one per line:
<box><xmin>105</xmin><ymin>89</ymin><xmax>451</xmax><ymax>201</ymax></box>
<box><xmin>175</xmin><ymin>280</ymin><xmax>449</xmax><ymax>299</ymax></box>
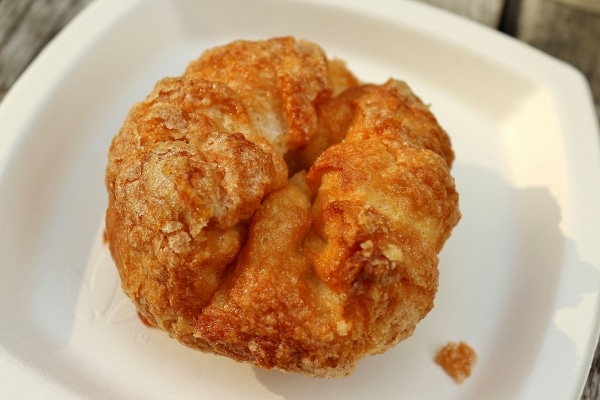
<box><xmin>584</xmin><ymin>343</ymin><xmax>600</xmax><ymax>400</ymax></box>
<box><xmin>516</xmin><ymin>0</ymin><xmax>600</xmax><ymax>115</ymax></box>
<box><xmin>0</xmin><ymin>0</ymin><xmax>94</xmax><ymax>100</ymax></box>
<box><xmin>420</xmin><ymin>0</ymin><xmax>506</xmax><ymax>26</ymax></box>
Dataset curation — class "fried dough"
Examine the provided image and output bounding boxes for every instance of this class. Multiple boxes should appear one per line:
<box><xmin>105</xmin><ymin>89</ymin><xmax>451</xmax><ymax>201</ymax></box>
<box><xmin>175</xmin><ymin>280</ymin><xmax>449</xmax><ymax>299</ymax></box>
<box><xmin>105</xmin><ymin>36</ymin><xmax>460</xmax><ymax>377</ymax></box>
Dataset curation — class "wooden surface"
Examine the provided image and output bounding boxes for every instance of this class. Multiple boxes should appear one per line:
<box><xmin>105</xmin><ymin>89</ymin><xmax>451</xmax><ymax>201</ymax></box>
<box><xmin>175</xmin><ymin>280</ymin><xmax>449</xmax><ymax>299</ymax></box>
<box><xmin>517</xmin><ymin>0</ymin><xmax>600</xmax><ymax>116</ymax></box>
<box><xmin>0</xmin><ymin>0</ymin><xmax>92</xmax><ymax>99</ymax></box>
<box><xmin>422</xmin><ymin>0</ymin><xmax>506</xmax><ymax>26</ymax></box>
<box><xmin>1</xmin><ymin>0</ymin><xmax>599</xmax><ymax>397</ymax></box>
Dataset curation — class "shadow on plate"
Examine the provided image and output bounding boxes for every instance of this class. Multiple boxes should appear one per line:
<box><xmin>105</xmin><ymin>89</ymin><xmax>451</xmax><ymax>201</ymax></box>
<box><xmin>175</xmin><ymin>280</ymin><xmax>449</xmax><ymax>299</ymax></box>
<box><xmin>252</xmin><ymin>163</ymin><xmax>600</xmax><ymax>400</ymax></box>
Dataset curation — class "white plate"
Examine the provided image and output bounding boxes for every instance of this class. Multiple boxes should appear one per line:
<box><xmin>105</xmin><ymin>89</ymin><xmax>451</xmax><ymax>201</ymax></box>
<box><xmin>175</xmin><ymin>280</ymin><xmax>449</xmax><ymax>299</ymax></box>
<box><xmin>1</xmin><ymin>0</ymin><xmax>599</xmax><ymax>398</ymax></box>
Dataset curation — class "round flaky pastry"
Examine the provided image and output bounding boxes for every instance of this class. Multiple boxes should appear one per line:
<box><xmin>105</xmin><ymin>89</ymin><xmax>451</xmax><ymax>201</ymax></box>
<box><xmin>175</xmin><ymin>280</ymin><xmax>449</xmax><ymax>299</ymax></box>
<box><xmin>105</xmin><ymin>36</ymin><xmax>460</xmax><ymax>378</ymax></box>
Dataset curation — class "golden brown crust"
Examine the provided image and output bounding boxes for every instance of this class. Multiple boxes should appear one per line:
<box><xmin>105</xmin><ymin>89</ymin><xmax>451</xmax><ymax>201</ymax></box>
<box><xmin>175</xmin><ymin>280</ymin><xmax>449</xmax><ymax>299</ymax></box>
<box><xmin>435</xmin><ymin>341</ymin><xmax>478</xmax><ymax>383</ymax></box>
<box><xmin>184</xmin><ymin>36</ymin><xmax>332</xmax><ymax>154</ymax></box>
<box><xmin>105</xmin><ymin>36</ymin><xmax>460</xmax><ymax>377</ymax></box>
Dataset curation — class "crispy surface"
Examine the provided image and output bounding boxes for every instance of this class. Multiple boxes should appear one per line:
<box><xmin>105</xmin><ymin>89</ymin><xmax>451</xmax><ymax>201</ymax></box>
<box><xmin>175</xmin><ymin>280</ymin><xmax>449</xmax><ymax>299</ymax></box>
<box><xmin>105</xmin><ymin>37</ymin><xmax>460</xmax><ymax>377</ymax></box>
<box><xmin>184</xmin><ymin>37</ymin><xmax>332</xmax><ymax>155</ymax></box>
<box><xmin>435</xmin><ymin>341</ymin><xmax>478</xmax><ymax>383</ymax></box>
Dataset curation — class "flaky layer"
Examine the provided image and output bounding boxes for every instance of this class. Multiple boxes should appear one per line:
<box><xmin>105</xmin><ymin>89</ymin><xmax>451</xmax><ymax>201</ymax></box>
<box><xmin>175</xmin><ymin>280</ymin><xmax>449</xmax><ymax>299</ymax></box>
<box><xmin>105</xmin><ymin>37</ymin><xmax>460</xmax><ymax>377</ymax></box>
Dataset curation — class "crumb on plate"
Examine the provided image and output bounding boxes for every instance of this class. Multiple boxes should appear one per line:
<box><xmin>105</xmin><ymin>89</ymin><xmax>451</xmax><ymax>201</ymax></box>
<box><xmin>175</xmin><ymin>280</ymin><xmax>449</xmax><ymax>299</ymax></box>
<box><xmin>435</xmin><ymin>341</ymin><xmax>477</xmax><ymax>383</ymax></box>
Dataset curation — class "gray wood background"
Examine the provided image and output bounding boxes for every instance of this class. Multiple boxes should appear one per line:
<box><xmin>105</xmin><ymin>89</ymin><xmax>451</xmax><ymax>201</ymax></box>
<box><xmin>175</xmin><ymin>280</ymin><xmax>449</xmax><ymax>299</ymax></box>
<box><xmin>1</xmin><ymin>0</ymin><xmax>599</xmax><ymax>397</ymax></box>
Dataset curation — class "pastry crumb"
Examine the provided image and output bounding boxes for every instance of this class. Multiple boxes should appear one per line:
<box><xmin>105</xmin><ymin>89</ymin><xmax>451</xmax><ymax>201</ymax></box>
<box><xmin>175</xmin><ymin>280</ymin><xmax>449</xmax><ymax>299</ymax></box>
<box><xmin>137</xmin><ymin>311</ymin><xmax>155</xmax><ymax>328</ymax></box>
<box><xmin>435</xmin><ymin>341</ymin><xmax>477</xmax><ymax>383</ymax></box>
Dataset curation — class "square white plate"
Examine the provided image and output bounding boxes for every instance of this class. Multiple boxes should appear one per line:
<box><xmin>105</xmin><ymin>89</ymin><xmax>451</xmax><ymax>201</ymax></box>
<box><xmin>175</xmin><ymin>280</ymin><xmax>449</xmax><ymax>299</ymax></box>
<box><xmin>1</xmin><ymin>0</ymin><xmax>599</xmax><ymax>399</ymax></box>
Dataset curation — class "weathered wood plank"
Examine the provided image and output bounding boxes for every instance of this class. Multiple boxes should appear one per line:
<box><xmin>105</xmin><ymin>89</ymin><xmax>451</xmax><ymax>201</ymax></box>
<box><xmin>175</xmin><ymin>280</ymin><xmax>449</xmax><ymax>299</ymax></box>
<box><xmin>584</xmin><ymin>343</ymin><xmax>600</xmax><ymax>400</ymax></box>
<box><xmin>516</xmin><ymin>0</ymin><xmax>600</xmax><ymax>115</ymax></box>
<box><xmin>0</xmin><ymin>0</ymin><xmax>94</xmax><ymax>100</ymax></box>
<box><xmin>418</xmin><ymin>0</ymin><xmax>506</xmax><ymax>27</ymax></box>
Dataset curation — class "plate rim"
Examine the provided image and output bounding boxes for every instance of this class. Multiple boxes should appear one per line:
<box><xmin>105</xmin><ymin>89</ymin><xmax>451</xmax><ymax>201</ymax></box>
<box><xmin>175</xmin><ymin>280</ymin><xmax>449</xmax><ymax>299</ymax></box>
<box><xmin>1</xmin><ymin>0</ymin><xmax>599</xmax><ymax>398</ymax></box>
